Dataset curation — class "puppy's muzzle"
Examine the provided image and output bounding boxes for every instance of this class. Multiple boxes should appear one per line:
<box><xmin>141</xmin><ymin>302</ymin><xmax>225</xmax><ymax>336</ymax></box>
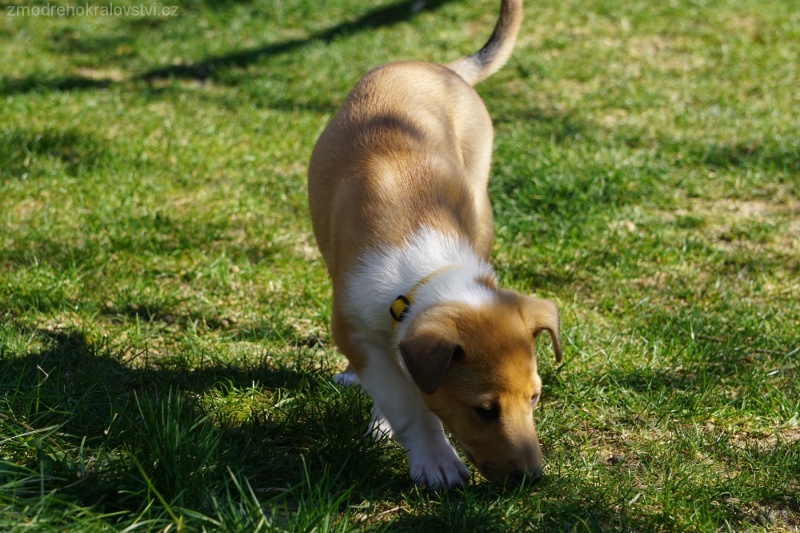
<box><xmin>508</xmin><ymin>465</ymin><xmax>544</xmax><ymax>486</ymax></box>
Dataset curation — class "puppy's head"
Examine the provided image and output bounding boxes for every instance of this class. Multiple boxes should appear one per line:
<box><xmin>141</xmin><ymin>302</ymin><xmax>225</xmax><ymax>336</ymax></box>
<box><xmin>399</xmin><ymin>290</ymin><xmax>561</xmax><ymax>486</ymax></box>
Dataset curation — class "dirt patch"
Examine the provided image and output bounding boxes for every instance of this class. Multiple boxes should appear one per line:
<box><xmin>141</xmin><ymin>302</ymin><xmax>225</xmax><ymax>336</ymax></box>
<box><xmin>710</xmin><ymin>199</ymin><xmax>800</xmax><ymax>218</ymax></box>
<box><xmin>74</xmin><ymin>66</ymin><xmax>128</xmax><ymax>83</ymax></box>
<box><xmin>668</xmin><ymin>198</ymin><xmax>800</xmax><ymax>256</ymax></box>
<box><xmin>672</xmin><ymin>198</ymin><xmax>800</xmax><ymax>219</ymax></box>
<box><xmin>729</xmin><ymin>426</ymin><xmax>800</xmax><ymax>451</ymax></box>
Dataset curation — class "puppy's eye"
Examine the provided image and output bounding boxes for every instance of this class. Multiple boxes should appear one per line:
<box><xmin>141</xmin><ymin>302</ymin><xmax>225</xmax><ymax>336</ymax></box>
<box><xmin>474</xmin><ymin>404</ymin><xmax>499</xmax><ymax>421</ymax></box>
<box><xmin>531</xmin><ymin>394</ymin><xmax>540</xmax><ymax>408</ymax></box>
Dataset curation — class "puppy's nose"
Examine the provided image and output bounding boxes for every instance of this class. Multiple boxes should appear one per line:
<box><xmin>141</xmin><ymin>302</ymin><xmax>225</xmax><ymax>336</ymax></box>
<box><xmin>506</xmin><ymin>465</ymin><xmax>543</xmax><ymax>486</ymax></box>
<box><xmin>527</xmin><ymin>465</ymin><xmax>544</xmax><ymax>483</ymax></box>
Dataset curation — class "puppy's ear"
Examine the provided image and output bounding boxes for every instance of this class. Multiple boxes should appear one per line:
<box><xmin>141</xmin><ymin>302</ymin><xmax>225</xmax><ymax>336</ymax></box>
<box><xmin>399</xmin><ymin>331</ymin><xmax>462</xmax><ymax>395</ymax></box>
<box><xmin>520</xmin><ymin>296</ymin><xmax>562</xmax><ymax>363</ymax></box>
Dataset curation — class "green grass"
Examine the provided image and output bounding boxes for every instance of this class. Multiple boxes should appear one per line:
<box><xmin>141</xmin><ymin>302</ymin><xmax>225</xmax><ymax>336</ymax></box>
<box><xmin>1</xmin><ymin>0</ymin><xmax>798</xmax><ymax>530</ymax></box>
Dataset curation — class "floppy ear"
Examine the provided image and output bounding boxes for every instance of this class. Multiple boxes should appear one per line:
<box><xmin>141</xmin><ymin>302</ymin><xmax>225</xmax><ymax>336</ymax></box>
<box><xmin>398</xmin><ymin>333</ymin><xmax>462</xmax><ymax>395</ymax></box>
<box><xmin>520</xmin><ymin>296</ymin><xmax>562</xmax><ymax>363</ymax></box>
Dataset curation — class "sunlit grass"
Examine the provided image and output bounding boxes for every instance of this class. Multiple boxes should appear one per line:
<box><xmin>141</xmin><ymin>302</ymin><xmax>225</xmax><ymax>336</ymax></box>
<box><xmin>1</xmin><ymin>0</ymin><xmax>798</xmax><ymax>530</ymax></box>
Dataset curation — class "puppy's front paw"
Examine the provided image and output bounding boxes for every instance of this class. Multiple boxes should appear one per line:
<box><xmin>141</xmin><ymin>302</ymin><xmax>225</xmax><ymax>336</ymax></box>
<box><xmin>408</xmin><ymin>446</ymin><xmax>470</xmax><ymax>490</ymax></box>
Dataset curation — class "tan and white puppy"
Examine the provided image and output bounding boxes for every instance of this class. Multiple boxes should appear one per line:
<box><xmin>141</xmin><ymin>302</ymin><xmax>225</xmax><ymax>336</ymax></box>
<box><xmin>308</xmin><ymin>0</ymin><xmax>561</xmax><ymax>489</ymax></box>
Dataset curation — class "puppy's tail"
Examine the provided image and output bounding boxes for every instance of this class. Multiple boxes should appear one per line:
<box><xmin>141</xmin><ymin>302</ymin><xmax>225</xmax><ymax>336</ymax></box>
<box><xmin>446</xmin><ymin>0</ymin><xmax>523</xmax><ymax>86</ymax></box>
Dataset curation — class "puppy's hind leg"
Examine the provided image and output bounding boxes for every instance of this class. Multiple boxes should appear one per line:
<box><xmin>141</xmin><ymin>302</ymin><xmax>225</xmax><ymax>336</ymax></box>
<box><xmin>334</xmin><ymin>364</ymin><xmax>360</xmax><ymax>387</ymax></box>
<box><xmin>335</xmin><ymin>365</ymin><xmax>394</xmax><ymax>439</ymax></box>
<box><xmin>335</xmin><ymin>365</ymin><xmax>393</xmax><ymax>439</ymax></box>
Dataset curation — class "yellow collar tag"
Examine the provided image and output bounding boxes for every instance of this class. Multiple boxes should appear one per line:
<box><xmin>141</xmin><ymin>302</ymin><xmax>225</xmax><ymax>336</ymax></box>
<box><xmin>389</xmin><ymin>265</ymin><xmax>456</xmax><ymax>331</ymax></box>
<box><xmin>390</xmin><ymin>295</ymin><xmax>411</xmax><ymax>323</ymax></box>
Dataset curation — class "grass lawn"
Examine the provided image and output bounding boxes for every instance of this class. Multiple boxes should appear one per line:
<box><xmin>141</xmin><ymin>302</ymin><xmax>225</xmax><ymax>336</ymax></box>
<box><xmin>1</xmin><ymin>0</ymin><xmax>798</xmax><ymax>530</ymax></box>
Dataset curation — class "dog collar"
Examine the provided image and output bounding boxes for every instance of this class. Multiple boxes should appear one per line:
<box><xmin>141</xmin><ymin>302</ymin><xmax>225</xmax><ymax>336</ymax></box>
<box><xmin>390</xmin><ymin>265</ymin><xmax>456</xmax><ymax>331</ymax></box>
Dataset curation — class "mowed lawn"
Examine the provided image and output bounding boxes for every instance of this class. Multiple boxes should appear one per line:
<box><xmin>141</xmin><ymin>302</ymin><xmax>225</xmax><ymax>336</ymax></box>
<box><xmin>1</xmin><ymin>0</ymin><xmax>798</xmax><ymax>530</ymax></box>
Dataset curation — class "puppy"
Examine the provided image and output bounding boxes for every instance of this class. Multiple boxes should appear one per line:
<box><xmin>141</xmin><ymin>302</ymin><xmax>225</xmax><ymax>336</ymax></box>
<box><xmin>308</xmin><ymin>0</ymin><xmax>561</xmax><ymax>489</ymax></box>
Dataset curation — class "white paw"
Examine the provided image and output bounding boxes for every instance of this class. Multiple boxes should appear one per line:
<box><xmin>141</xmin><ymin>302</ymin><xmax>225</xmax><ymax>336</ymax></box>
<box><xmin>407</xmin><ymin>443</ymin><xmax>470</xmax><ymax>490</ymax></box>
<box><xmin>334</xmin><ymin>368</ymin><xmax>359</xmax><ymax>387</ymax></box>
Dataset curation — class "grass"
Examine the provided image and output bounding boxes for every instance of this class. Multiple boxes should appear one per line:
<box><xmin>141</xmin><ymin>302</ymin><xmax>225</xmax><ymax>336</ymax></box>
<box><xmin>1</xmin><ymin>0</ymin><xmax>798</xmax><ymax>530</ymax></box>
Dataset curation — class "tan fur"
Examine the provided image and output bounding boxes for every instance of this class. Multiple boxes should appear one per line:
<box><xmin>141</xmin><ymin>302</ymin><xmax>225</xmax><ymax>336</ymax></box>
<box><xmin>309</xmin><ymin>62</ymin><xmax>497</xmax><ymax>373</ymax></box>
<box><xmin>308</xmin><ymin>0</ymin><xmax>562</xmax><ymax>487</ymax></box>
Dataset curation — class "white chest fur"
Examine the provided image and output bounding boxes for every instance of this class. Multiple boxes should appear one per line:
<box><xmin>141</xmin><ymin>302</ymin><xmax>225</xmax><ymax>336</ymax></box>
<box><xmin>344</xmin><ymin>226</ymin><xmax>497</xmax><ymax>343</ymax></box>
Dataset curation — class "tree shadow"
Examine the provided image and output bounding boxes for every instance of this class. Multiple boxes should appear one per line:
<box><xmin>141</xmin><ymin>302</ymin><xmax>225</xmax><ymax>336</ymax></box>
<box><xmin>1</xmin><ymin>0</ymin><xmax>459</xmax><ymax>95</ymax></box>
<box><xmin>0</xmin><ymin>325</ymin><xmax>639</xmax><ymax>527</ymax></box>
<box><xmin>141</xmin><ymin>0</ymin><xmax>458</xmax><ymax>82</ymax></box>
<box><xmin>675</xmin><ymin>140</ymin><xmax>800</xmax><ymax>173</ymax></box>
<box><xmin>46</xmin><ymin>28</ymin><xmax>131</xmax><ymax>58</ymax></box>
<box><xmin>0</xmin><ymin>74</ymin><xmax>114</xmax><ymax>94</ymax></box>
<box><xmin>0</xmin><ymin>326</ymin><xmax>406</xmax><ymax>512</ymax></box>
<box><xmin>0</xmin><ymin>126</ymin><xmax>111</xmax><ymax>180</ymax></box>
<box><xmin>493</xmin><ymin>106</ymin><xmax>587</xmax><ymax>145</ymax></box>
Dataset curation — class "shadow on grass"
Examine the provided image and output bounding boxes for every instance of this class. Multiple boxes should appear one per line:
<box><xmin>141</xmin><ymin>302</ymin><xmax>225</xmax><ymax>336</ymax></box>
<box><xmin>0</xmin><ymin>0</ymin><xmax>458</xmax><ymax>95</ymax></box>
<box><xmin>671</xmin><ymin>140</ymin><xmax>800</xmax><ymax>173</ymax></box>
<box><xmin>0</xmin><ymin>75</ymin><xmax>114</xmax><ymax>95</ymax></box>
<box><xmin>0</xmin><ymin>126</ymin><xmax>111</xmax><ymax>180</ymax></box>
<box><xmin>0</xmin><ymin>326</ymin><xmax>702</xmax><ymax>529</ymax></box>
<box><xmin>141</xmin><ymin>0</ymin><xmax>459</xmax><ymax>82</ymax></box>
<box><xmin>0</xmin><ymin>327</ymin><xmax>402</xmax><ymax>513</ymax></box>
<box><xmin>0</xmin><ymin>328</ymin><xmax>629</xmax><ymax>529</ymax></box>
<box><xmin>45</xmin><ymin>28</ymin><xmax>132</xmax><ymax>58</ymax></box>
<box><xmin>493</xmin><ymin>106</ymin><xmax>588</xmax><ymax>145</ymax></box>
